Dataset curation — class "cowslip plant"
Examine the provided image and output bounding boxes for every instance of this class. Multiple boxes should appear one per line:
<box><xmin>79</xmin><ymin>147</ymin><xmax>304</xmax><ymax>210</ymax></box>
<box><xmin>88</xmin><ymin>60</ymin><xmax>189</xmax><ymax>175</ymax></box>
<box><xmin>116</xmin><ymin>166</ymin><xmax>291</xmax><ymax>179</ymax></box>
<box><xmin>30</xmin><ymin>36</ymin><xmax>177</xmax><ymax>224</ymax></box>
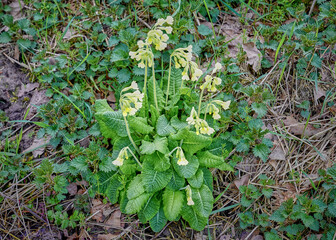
<box><xmin>94</xmin><ymin>16</ymin><xmax>267</xmax><ymax>232</ymax></box>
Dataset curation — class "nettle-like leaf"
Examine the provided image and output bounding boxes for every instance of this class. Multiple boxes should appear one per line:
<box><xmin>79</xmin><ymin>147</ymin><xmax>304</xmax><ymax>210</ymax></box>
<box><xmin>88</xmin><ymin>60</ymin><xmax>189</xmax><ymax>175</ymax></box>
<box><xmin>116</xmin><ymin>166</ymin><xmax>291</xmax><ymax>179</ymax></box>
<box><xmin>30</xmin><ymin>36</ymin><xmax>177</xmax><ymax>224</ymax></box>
<box><xmin>144</xmin><ymin>152</ymin><xmax>171</xmax><ymax>172</ymax></box>
<box><xmin>181</xmin><ymin>205</ymin><xmax>208</xmax><ymax>231</ymax></box>
<box><xmin>251</xmin><ymin>103</ymin><xmax>268</xmax><ymax>117</ymax></box>
<box><xmin>149</xmin><ymin>207</ymin><xmax>167</xmax><ymax>232</ymax></box>
<box><xmin>156</xmin><ymin>115</ymin><xmax>176</xmax><ymax>136</ymax></box>
<box><xmin>197</xmin><ymin>151</ymin><xmax>234</xmax><ymax>171</ymax></box>
<box><xmin>191</xmin><ymin>184</ymin><xmax>213</xmax><ymax>217</ymax></box>
<box><xmin>171</xmin><ymin>128</ymin><xmax>212</xmax><ymax>155</ymax></box>
<box><xmin>128</xmin><ymin>116</ymin><xmax>154</xmax><ymax>134</ymax></box>
<box><xmin>253</xmin><ymin>143</ymin><xmax>270</xmax><ymax>162</ymax></box>
<box><xmin>140</xmin><ymin>136</ymin><xmax>169</xmax><ymax>155</ymax></box>
<box><xmin>163</xmin><ymin>188</ymin><xmax>184</xmax><ymax>221</ymax></box>
<box><xmin>142</xmin><ymin>162</ymin><xmax>173</xmax><ymax>193</ymax></box>
<box><xmin>95</xmin><ymin>100</ymin><xmax>127</xmax><ymax>138</ymax></box>
<box><xmin>173</xmin><ymin>154</ymin><xmax>199</xmax><ymax>179</ymax></box>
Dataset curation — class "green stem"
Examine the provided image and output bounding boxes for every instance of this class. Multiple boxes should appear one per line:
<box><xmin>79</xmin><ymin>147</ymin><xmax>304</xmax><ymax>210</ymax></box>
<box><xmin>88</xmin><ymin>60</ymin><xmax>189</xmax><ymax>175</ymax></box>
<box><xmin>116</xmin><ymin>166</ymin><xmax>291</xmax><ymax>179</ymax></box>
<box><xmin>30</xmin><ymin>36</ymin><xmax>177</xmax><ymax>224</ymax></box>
<box><xmin>143</xmin><ymin>59</ymin><xmax>148</xmax><ymax>97</ymax></box>
<box><xmin>152</xmin><ymin>64</ymin><xmax>159</xmax><ymax>110</ymax></box>
<box><xmin>123</xmin><ymin>115</ymin><xmax>139</xmax><ymax>153</ymax></box>
<box><xmin>126</xmin><ymin>147</ymin><xmax>142</xmax><ymax>168</ymax></box>
<box><xmin>165</xmin><ymin>56</ymin><xmax>172</xmax><ymax>107</ymax></box>
<box><xmin>197</xmin><ymin>88</ymin><xmax>205</xmax><ymax>118</ymax></box>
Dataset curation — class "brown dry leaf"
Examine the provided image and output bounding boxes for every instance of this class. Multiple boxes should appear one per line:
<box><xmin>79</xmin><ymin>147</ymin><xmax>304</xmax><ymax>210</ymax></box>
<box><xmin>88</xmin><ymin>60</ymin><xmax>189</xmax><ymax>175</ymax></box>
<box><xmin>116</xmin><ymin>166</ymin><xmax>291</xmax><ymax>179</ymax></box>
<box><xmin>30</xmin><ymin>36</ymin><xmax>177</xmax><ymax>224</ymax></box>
<box><xmin>283</xmin><ymin>116</ymin><xmax>322</xmax><ymax>137</ymax></box>
<box><xmin>97</xmin><ymin>233</ymin><xmax>119</xmax><ymax>240</ymax></box>
<box><xmin>22</xmin><ymin>136</ymin><xmax>51</xmax><ymax>158</ymax></box>
<box><xmin>66</xmin><ymin>183</ymin><xmax>78</xmax><ymax>196</ymax></box>
<box><xmin>269</xmin><ymin>159</ymin><xmax>278</xmax><ymax>169</ymax></box>
<box><xmin>273</xmin><ymin>183</ymin><xmax>297</xmax><ymax>206</ymax></box>
<box><xmin>14</xmin><ymin>45</ymin><xmax>20</xmax><ymax>60</ymax></box>
<box><xmin>314</xmin><ymin>87</ymin><xmax>326</xmax><ymax>102</ymax></box>
<box><xmin>269</xmin><ymin>141</ymin><xmax>286</xmax><ymax>161</ymax></box>
<box><xmin>242</xmin><ymin>42</ymin><xmax>262</xmax><ymax>72</ymax></box>
<box><xmin>104</xmin><ymin>210</ymin><xmax>121</xmax><ymax>230</ymax></box>
<box><xmin>107</xmin><ymin>92</ymin><xmax>116</xmax><ymax>103</ymax></box>
<box><xmin>66</xmin><ymin>232</ymin><xmax>78</xmax><ymax>240</ymax></box>
<box><xmin>234</xmin><ymin>175</ymin><xmax>250</xmax><ymax>189</ymax></box>
<box><xmin>63</xmin><ymin>28</ymin><xmax>77</xmax><ymax>40</ymax></box>
<box><xmin>91</xmin><ymin>199</ymin><xmax>109</xmax><ymax>223</ymax></box>
<box><xmin>9</xmin><ymin>0</ymin><xmax>25</xmax><ymax>20</ymax></box>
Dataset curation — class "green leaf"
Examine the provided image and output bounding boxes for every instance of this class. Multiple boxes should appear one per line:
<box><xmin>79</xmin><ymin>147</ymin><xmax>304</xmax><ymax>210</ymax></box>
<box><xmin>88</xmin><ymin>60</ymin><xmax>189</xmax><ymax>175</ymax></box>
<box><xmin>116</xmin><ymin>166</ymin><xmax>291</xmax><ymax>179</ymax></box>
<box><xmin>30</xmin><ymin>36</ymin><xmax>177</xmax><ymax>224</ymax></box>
<box><xmin>201</xmin><ymin>168</ymin><xmax>213</xmax><ymax>192</ymax></box>
<box><xmin>149</xmin><ymin>207</ymin><xmax>167</xmax><ymax>232</ymax></box>
<box><xmin>327</xmin><ymin>201</ymin><xmax>336</xmax><ymax>217</ymax></box>
<box><xmin>167</xmin><ymin>170</ymin><xmax>185</xmax><ymax>191</ymax></box>
<box><xmin>140</xmin><ymin>136</ymin><xmax>169</xmax><ymax>155</ymax></box>
<box><xmin>198</xmin><ymin>24</ymin><xmax>212</xmax><ymax>36</ymax></box>
<box><xmin>253</xmin><ymin>143</ymin><xmax>270</xmax><ymax>162</ymax></box>
<box><xmin>128</xmin><ymin>116</ymin><xmax>154</xmax><ymax>134</ymax></box>
<box><xmin>142</xmin><ymin>162</ymin><xmax>172</xmax><ymax>193</ymax></box>
<box><xmin>171</xmin><ymin>128</ymin><xmax>212</xmax><ymax>155</ymax></box>
<box><xmin>148</xmin><ymin>77</ymin><xmax>164</xmax><ymax>111</ymax></box>
<box><xmin>105</xmin><ymin>175</ymin><xmax>123</xmax><ymax>204</ymax></box>
<box><xmin>251</xmin><ymin>103</ymin><xmax>268</xmax><ymax>117</ymax></box>
<box><xmin>127</xmin><ymin>175</ymin><xmax>145</xmax><ymax>200</ymax></box>
<box><xmin>187</xmin><ymin>169</ymin><xmax>203</xmax><ymax>188</ymax></box>
<box><xmin>141</xmin><ymin>195</ymin><xmax>160</xmax><ymax>221</ymax></box>
<box><xmin>170</xmin><ymin>116</ymin><xmax>188</xmax><ymax>131</ymax></box>
<box><xmin>156</xmin><ymin>115</ymin><xmax>176</xmax><ymax>136</ymax></box>
<box><xmin>70</xmin><ymin>156</ymin><xmax>88</xmax><ymax>172</ymax></box>
<box><xmin>327</xmin><ymin>165</ymin><xmax>336</xmax><ymax>181</ymax></box>
<box><xmin>163</xmin><ymin>188</ymin><xmax>184</xmax><ymax>221</ymax></box>
<box><xmin>191</xmin><ymin>184</ymin><xmax>213</xmax><ymax>217</ymax></box>
<box><xmin>173</xmin><ymin>154</ymin><xmax>199</xmax><ymax>179</ymax></box>
<box><xmin>144</xmin><ymin>151</ymin><xmax>171</xmax><ymax>172</ymax></box>
<box><xmin>95</xmin><ymin>100</ymin><xmax>127</xmax><ymax>139</ymax></box>
<box><xmin>164</xmin><ymin>68</ymin><xmax>182</xmax><ymax>97</ymax></box>
<box><xmin>150</xmin><ymin>104</ymin><xmax>159</xmax><ymax>126</ymax></box>
<box><xmin>0</xmin><ymin>32</ymin><xmax>11</xmax><ymax>43</ymax></box>
<box><xmin>117</xmin><ymin>69</ymin><xmax>131</xmax><ymax>83</ymax></box>
<box><xmin>125</xmin><ymin>193</ymin><xmax>151</xmax><ymax>214</ymax></box>
<box><xmin>181</xmin><ymin>205</ymin><xmax>208</xmax><ymax>231</ymax></box>
<box><xmin>197</xmin><ymin>151</ymin><xmax>223</xmax><ymax>168</ymax></box>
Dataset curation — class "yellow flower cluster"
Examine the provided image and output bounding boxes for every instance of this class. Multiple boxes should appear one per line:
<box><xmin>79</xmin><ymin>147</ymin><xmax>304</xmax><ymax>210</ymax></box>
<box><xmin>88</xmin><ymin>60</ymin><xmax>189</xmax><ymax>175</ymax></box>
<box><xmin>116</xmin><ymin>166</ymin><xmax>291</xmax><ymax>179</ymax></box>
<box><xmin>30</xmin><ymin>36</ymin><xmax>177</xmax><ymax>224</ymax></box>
<box><xmin>185</xmin><ymin>185</ymin><xmax>194</xmax><ymax>205</ymax></box>
<box><xmin>186</xmin><ymin>107</ymin><xmax>215</xmax><ymax>135</ymax></box>
<box><xmin>200</xmin><ymin>63</ymin><xmax>223</xmax><ymax>92</ymax></box>
<box><xmin>129</xmin><ymin>16</ymin><xmax>173</xmax><ymax>68</ymax></box>
<box><xmin>207</xmin><ymin>100</ymin><xmax>231</xmax><ymax>120</ymax></box>
<box><xmin>112</xmin><ymin>147</ymin><xmax>128</xmax><ymax>166</ymax></box>
<box><xmin>172</xmin><ymin>45</ymin><xmax>203</xmax><ymax>81</ymax></box>
<box><xmin>120</xmin><ymin>81</ymin><xmax>144</xmax><ymax>117</ymax></box>
<box><xmin>147</xmin><ymin>16</ymin><xmax>173</xmax><ymax>51</ymax></box>
<box><xmin>129</xmin><ymin>41</ymin><xmax>154</xmax><ymax>68</ymax></box>
<box><xmin>176</xmin><ymin>147</ymin><xmax>188</xmax><ymax>166</ymax></box>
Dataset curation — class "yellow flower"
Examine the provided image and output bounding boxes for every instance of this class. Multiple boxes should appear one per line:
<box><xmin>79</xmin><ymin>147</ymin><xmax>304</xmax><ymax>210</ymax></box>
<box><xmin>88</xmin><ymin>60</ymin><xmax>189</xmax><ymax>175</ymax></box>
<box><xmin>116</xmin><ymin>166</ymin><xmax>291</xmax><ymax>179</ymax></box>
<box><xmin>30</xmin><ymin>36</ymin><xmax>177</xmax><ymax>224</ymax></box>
<box><xmin>200</xmin><ymin>75</ymin><xmax>221</xmax><ymax>92</ymax></box>
<box><xmin>112</xmin><ymin>147</ymin><xmax>128</xmax><ymax>166</ymax></box>
<box><xmin>186</xmin><ymin>107</ymin><xmax>198</xmax><ymax>125</ymax></box>
<box><xmin>198</xmin><ymin>119</ymin><xmax>215</xmax><ymax>135</ymax></box>
<box><xmin>212</xmin><ymin>62</ymin><xmax>222</xmax><ymax>74</ymax></box>
<box><xmin>129</xmin><ymin>47</ymin><xmax>154</xmax><ymax>69</ymax></box>
<box><xmin>176</xmin><ymin>147</ymin><xmax>188</xmax><ymax>166</ymax></box>
<box><xmin>120</xmin><ymin>82</ymin><xmax>144</xmax><ymax>117</ymax></box>
<box><xmin>212</xmin><ymin>100</ymin><xmax>231</xmax><ymax>110</ymax></box>
<box><xmin>186</xmin><ymin>185</ymin><xmax>194</xmax><ymax>206</ymax></box>
<box><xmin>208</xmin><ymin>104</ymin><xmax>221</xmax><ymax>120</ymax></box>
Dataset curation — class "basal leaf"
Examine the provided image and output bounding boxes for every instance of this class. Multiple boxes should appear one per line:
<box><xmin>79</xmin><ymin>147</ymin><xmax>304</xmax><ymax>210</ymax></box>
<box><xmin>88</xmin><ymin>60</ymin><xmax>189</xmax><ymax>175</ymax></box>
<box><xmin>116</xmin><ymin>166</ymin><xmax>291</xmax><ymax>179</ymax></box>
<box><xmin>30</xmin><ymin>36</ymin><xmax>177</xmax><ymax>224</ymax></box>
<box><xmin>140</xmin><ymin>136</ymin><xmax>169</xmax><ymax>155</ymax></box>
<box><xmin>191</xmin><ymin>184</ymin><xmax>213</xmax><ymax>217</ymax></box>
<box><xmin>95</xmin><ymin>100</ymin><xmax>127</xmax><ymax>139</ymax></box>
<box><xmin>171</xmin><ymin>128</ymin><xmax>212</xmax><ymax>155</ymax></box>
<box><xmin>149</xmin><ymin>207</ymin><xmax>167</xmax><ymax>232</ymax></box>
<box><xmin>142</xmin><ymin>162</ymin><xmax>172</xmax><ymax>193</ymax></box>
<box><xmin>172</xmin><ymin>154</ymin><xmax>199</xmax><ymax>179</ymax></box>
<box><xmin>128</xmin><ymin>116</ymin><xmax>154</xmax><ymax>134</ymax></box>
<box><xmin>167</xmin><ymin>170</ymin><xmax>185</xmax><ymax>191</ymax></box>
<box><xmin>144</xmin><ymin>151</ymin><xmax>171</xmax><ymax>172</ymax></box>
<box><xmin>156</xmin><ymin>115</ymin><xmax>176</xmax><ymax>136</ymax></box>
<box><xmin>141</xmin><ymin>195</ymin><xmax>160</xmax><ymax>221</ymax></box>
<box><xmin>187</xmin><ymin>169</ymin><xmax>203</xmax><ymax>188</ymax></box>
<box><xmin>125</xmin><ymin>193</ymin><xmax>151</xmax><ymax>214</ymax></box>
<box><xmin>181</xmin><ymin>205</ymin><xmax>208</xmax><ymax>231</ymax></box>
<box><xmin>105</xmin><ymin>175</ymin><xmax>123</xmax><ymax>204</ymax></box>
<box><xmin>201</xmin><ymin>168</ymin><xmax>213</xmax><ymax>192</ymax></box>
<box><xmin>163</xmin><ymin>188</ymin><xmax>184</xmax><ymax>221</ymax></box>
<box><xmin>127</xmin><ymin>175</ymin><xmax>145</xmax><ymax>200</ymax></box>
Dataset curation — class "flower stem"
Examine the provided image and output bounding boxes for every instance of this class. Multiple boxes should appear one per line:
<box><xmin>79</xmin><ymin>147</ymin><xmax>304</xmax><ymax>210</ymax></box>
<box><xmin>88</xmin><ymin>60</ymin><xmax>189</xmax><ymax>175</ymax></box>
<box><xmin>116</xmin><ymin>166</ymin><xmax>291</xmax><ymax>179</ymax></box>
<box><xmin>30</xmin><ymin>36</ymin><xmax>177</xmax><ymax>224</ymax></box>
<box><xmin>197</xmin><ymin>88</ymin><xmax>205</xmax><ymax>118</ymax></box>
<box><xmin>165</xmin><ymin>56</ymin><xmax>172</xmax><ymax>107</ymax></box>
<box><xmin>123</xmin><ymin>115</ymin><xmax>139</xmax><ymax>153</ymax></box>
<box><xmin>126</xmin><ymin>147</ymin><xmax>142</xmax><ymax>168</ymax></box>
<box><xmin>143</xmin><ymin>59</ymin><xmax>148</xmax><ymax>97</ymax></box>
<box><xmin>152</xmin><ymin>64</ymin><xmax>159</xmax><ymax>110</ymax></box>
